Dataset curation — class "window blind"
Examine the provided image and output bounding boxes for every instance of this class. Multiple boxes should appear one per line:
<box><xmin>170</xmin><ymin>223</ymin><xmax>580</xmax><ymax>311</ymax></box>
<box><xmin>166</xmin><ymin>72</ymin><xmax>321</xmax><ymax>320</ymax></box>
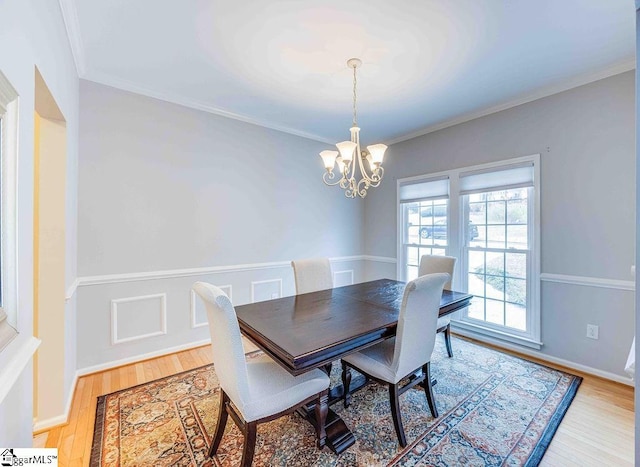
<box><xmin>399</xmin><ymin>176</ymin><xmax>449</xmax><ymax>204</ymax></box>
<box><xmin>459</xmin><ymin>162</ymin><xmax>534</xmax><ymax>195</ymax></box>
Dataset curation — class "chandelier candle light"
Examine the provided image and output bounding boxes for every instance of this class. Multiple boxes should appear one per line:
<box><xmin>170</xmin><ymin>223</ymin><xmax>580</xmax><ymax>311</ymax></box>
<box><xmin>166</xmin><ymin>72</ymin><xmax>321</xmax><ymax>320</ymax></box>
<box><xmin>320</xmin><ymin>58</ymin><xmax>387</xmax><ymax>198</ymax></box>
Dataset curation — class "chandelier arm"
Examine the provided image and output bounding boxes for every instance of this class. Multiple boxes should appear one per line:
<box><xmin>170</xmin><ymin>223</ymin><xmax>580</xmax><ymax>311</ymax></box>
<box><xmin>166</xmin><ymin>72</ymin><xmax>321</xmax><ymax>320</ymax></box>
<box><xmin>356</xmin><ymin>153</ymin><xmax>377</xmax><ymax>183</ymax></box>
<box><xmin>322</xmin><ymin>171</ymin><xmax>343</xmax><ymax>186</ymax></box>
<box><xmin>345</xmin><ymin>187</ymin><xmax>357</xmax><ymax>198</ymax></box>
<box><xmin>365</xmin><ymin>165</ymin><xmax>384</xmax><ymax>186</ymax></box>
<box><xmin>356</xmin><ymin>177</ymin><xmax>371</xmax><ymax>198</ymax></box>
<box><xmin>339</xmin><ymin>160</ymin><xmax>353</xmax><ymax>186</ymax></box>
<box><xmin>374</xmin><ymin>166</ymin><xmax>385</xmax><ymax>183</ymax></box>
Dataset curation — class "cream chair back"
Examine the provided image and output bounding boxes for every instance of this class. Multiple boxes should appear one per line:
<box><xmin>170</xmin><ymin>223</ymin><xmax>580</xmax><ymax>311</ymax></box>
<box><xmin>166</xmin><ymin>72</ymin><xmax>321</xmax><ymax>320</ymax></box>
<box><xmin>291</xmin><ymin>258</ymin><xmax>333</xmax><ymax>294</ymax></box>
<box><xmin>419</xmin><ymin>255</ymin><xmax>456</xmax><ymax>290</ymax></box>
<box><xmin>392</xmin><ymin>273</ymin><xmax>449</xmax><ymax>379</ymax></box>
<box><xmin>192</xmin><ymin>282</ymin><xmax>250</xmax><ymax>410</ymax></box>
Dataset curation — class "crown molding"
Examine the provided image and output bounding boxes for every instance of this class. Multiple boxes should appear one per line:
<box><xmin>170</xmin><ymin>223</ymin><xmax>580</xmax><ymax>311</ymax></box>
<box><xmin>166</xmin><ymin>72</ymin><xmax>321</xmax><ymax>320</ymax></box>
<box><xmin>82</xmin><ymin>70</ymin><xmax>334</xmax><ymax>144</ymax></box>
<box><xmin>60</xmin><ymin>0</ymin><xmax>634</xmax><ymax>149</ymax></box>
<box><xmin>385</xmin><ymin>58</ymin><xmax>636</xmax><ymax>146</ymax></box>
<box><xmin>58</xmin><ymin>0</ymin><xmax>86</xmax><ymax>76</ymax></box>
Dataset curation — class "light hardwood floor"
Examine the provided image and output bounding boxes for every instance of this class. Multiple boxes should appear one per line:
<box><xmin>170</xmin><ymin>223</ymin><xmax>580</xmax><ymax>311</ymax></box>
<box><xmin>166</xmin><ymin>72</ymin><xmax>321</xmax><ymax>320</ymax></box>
<box><xmin>34</xmin><ymin>337</ymin><xmax>634</xmax><ymax>466</ymax></box>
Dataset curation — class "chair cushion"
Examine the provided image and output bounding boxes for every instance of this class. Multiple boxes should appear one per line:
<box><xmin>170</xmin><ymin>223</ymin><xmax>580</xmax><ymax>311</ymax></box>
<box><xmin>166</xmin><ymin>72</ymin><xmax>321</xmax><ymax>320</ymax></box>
<box><xmin>241</xmin><ymin>354</ymin><xmax>330</xmax><ymax>422</ymax></box>
<box><xmin>342</xmin><ymin>338</ymin><xmax>399</xmax><ymax>384</ymax></box>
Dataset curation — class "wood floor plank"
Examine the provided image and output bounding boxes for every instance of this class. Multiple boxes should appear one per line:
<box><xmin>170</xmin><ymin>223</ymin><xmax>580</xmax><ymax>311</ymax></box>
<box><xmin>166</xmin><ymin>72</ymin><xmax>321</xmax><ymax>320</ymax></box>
<box><xmin>109</xmin><ymin>367</ymin><xmax>120</xmax><ymax>394</ymax></box>
<box><xmin>170</xmin><ymin>353</ymin><xmax>183</xmax><ymax>374</ymax></box>
<box><xmin>34</xmin><ymin>342</ymin><xmax>634</xmax><ymax>466</ymax></box>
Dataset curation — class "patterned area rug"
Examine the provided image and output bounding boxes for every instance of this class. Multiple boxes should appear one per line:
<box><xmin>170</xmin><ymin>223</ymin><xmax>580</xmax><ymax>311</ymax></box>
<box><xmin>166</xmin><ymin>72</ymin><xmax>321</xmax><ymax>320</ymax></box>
<box><xmin>90</xmin><ymin>337</ymin><xmax>581</xmax><ymax>466</ymax></box>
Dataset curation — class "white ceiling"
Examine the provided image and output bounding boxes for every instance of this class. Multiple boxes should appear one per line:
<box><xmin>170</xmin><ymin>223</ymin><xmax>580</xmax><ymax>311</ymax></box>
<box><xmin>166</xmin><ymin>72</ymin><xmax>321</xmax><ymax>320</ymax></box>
<box><xmin>61</xmin><ymin>0</ymin><xmax>635</xmax><ymax>145</ymax></box>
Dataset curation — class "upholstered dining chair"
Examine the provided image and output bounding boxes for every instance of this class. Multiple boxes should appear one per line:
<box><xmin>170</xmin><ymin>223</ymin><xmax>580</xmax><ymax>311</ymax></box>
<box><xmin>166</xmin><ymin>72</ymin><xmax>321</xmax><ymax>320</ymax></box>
<box><xmin>341</xmin><ymin>273</ymin><xmax>449</xmax><ymax>447</ymax></box>
<box><xmin>291</xmin><ymin>257</ymin><xmax>336</xmax><ymax>374</ymax></box>
<box><xmin>192</xmin><ymin>281</ymin><xmax>330</xmax><ymax>467</ymax></box>
<box><xmin>291</xmin><ymin>257</ymin><xmax>333</xmax><ymax>294</ymax></box>
<box><xmin>419</xmin><ymin>254</ymin><xmax>457</xmax><ymax>357</ymax></box>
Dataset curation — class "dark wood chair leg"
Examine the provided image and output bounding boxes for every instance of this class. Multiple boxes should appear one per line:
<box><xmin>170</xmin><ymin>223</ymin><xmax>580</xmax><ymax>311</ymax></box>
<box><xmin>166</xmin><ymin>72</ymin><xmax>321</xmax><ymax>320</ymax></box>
<box><xmin>208</xmin><ymin>390</ymin><xmax>229</xmax><ymax>458</ymax></box>
<box><xmin>240</xmin><ymin>422</ymin><xmax>258</xmax><ymax>467</ymax></box>
<box><xmin>323</xmin><ymin>362</ymin><xmax>333</xmax><ymax>376</ymax></box>
<box><xmin>314</xmin><ymin>390</ymin><xmax>329</xmax><ymax>449</ymax></box>
<box><xmin>389</xmin><ymin>383</ymin><xmax>407</xmax><ymax>447</ymax></box>
<box><xmin>422</xmin><ymin>362</ymin><xmax>438</xmax><ymax>418</ymax></box>
<box><xmin>444</xmin><ymin>323</ymin><xmax>453</xmax><ymax>357</ymax></box>
<box><xmin>341</xmin><ymin>361</ymin><xmax>352</xmax><ymax>408</ymax></box>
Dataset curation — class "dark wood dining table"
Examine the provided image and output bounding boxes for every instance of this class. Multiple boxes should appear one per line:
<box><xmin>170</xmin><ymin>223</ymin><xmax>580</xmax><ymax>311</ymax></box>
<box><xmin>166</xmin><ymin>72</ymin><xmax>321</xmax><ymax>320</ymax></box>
<box><xmin>235</xmin><ymin>278</ymin><xmax>472</xmax><ymax>454</ymax></box>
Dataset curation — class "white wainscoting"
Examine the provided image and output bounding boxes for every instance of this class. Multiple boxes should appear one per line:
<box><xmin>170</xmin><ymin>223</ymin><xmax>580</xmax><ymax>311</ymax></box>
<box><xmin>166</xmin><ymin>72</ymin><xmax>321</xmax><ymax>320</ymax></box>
<box><xmin>75</xmin><ymin>256</ymin><xmax>383</xmax><ymax>373</ymax></box>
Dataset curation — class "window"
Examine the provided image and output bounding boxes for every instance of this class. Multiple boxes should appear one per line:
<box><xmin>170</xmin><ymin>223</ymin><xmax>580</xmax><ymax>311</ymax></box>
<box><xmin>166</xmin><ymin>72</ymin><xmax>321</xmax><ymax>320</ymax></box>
<box><xmin>399</xmin><ymin>177</ymin><xmax>449</xmax><ymax>281</ymax></box>
<box><xmin>0</xmin><ymin>70</ymin><xmax>19</xmax><ymax>350</ymax></box>
<box><xmin>398</xmin><ymin>156</ymin><xmax>540</xmax><ymax>348</ymax></box>
<box><xmin>465</xmin><ymin>188</ymin><xmax>530</xmax><ymax>331</ymax></box>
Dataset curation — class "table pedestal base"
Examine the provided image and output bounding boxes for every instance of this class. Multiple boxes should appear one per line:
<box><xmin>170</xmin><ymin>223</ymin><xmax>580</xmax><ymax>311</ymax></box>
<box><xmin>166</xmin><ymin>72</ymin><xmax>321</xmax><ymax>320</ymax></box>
<box><xmin>299</xmin><ymin>371</ymin><xmax>438</xmax><ymax>455</ymax></box>
<box><xmin>298</xmin><ymin>373</ymin><xmax>368</xmax><ymax>454</ymax></box>
<box><xmin>299</xmin><ymin>407</ymin><xmax>356</xmax><ymax>454</ymax></box>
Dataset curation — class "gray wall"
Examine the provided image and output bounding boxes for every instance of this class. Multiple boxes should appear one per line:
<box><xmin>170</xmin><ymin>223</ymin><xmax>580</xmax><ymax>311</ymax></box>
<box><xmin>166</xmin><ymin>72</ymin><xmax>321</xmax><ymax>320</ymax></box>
<box><xmin>79</xmin><ymin>81</ymin><xmax>364</xmax><ymax>274</ymax></box>
<box><xmin>365</xmin><ymin>71</ymin><xmax>636</xmax><ymax>379</ymax></box>
<box><xmin>77</xmin><ymin>81</ymin><xmax>368</xmax><ymax>368</ymax></box>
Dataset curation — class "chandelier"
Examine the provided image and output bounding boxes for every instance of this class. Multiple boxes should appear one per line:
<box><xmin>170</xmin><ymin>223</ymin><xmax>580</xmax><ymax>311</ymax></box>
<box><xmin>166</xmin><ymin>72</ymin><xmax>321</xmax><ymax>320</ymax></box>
<box><xmin>319</xmin><ymin>58</ymin><xmax>387</xmax><ymax>198</ymax></box>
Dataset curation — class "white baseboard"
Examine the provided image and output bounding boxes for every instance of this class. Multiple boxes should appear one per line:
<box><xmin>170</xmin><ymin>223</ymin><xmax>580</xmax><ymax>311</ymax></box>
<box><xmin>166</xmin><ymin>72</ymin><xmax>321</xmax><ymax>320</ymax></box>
<box><xmin>33</xmin><ymin>339</ymin><xmax>213</xmax><ymax>432</ymax></box>
<box><xmin>453</xmin><ymin>328</ymin><xmax>634</xmax><ymax>387</ymax></box>
<box><xmin>33</xmin><ymin>414</ymin><xmax>68</xmax><ymax>433</ymax></box>
<box><xmin>76</xmin><ymin>338</ymin><xmax>211</xmax><ymax>377</ymax></box>
<box><xmin>33</xmin><ymin>324</ymin><xmax>632</xmax><ymax>434</ymax></box>
<box><xmin>35</xmin><ymin>372</ymin><xmax>79</xmax><ymax>432</ymax></box>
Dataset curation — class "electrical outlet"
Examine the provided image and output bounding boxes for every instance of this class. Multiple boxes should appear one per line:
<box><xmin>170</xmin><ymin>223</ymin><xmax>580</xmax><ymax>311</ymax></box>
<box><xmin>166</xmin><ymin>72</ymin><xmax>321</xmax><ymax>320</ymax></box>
<box><xmin>586</xmin><ymin>324</ymin><xmax>599</xmax><ymax>340</ymax></box>
<box><xmin>271</xmin><ymin>292</ymin><xmax>279</xmax><ymax>299</ymax></box>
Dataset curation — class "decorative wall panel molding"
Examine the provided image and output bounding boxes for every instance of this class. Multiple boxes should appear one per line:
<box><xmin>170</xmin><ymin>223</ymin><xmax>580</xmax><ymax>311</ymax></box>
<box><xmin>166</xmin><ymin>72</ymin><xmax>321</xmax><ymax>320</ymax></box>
<box><xmin>190</xmin><ymin>285</ymin><xmax>232</xmax><ymax>328</ymax></box>
<box><xmin>333</xmin><ymin>270</ymin><xmax>354</xmax><ymax>287</ymax></box>
<box><xmin>251</xmin><ymin>278</ymin><xmax>283</xmax><ymax>303</ymax></box>
<box><xmin>111</xmin><ymin>293</ymin><xmax>167</xmax><ymax>344</ymax></box>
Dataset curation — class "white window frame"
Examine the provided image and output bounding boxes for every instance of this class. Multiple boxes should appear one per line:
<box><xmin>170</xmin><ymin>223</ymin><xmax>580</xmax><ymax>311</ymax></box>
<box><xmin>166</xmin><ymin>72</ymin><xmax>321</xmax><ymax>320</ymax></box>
<box><xmin>397</xmin><ymin>154</ymin><xmax>541</xmax><ymax>349</ymax></box>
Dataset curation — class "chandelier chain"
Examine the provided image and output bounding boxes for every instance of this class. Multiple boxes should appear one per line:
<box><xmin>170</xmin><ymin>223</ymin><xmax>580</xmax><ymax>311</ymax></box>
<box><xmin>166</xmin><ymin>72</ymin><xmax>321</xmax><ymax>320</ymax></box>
<box><xmin>352</xmin><ymin>64</ymin><xmax>357</xmax><ymax>127</ymax></box>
